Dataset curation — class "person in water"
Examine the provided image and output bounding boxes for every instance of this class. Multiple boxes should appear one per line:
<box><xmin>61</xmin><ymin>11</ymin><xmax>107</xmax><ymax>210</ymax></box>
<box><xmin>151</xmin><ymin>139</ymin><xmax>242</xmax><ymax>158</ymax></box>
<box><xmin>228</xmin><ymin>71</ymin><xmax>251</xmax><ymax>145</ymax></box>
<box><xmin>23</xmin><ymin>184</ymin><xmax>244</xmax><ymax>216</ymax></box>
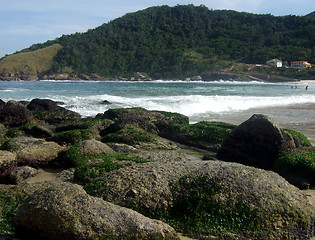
<box><xmin>306</xmin><ymin>85</ymin><xmax>309</xmax><ymax>90</ymax></box>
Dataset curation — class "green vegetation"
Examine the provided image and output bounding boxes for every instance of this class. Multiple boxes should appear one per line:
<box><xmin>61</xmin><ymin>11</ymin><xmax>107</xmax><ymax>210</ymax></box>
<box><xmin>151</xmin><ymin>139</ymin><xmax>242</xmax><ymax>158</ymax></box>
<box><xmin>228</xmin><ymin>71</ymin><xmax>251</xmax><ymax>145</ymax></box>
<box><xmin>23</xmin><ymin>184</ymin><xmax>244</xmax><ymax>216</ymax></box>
<box><xmin>162</xmin><ymin>176</ymin><xmax>259</xmax><ymax>236</ymax></box>
<box><xmin>0</xmin><ymin>44</ymin><xmax>62</xmax><ymax>76</ymax></box>
<box><xmin>163</xmin><ymin>121</ymin><xmax>235</xmax><ymax>150</ymax></box>
<box><xmin>1</xmin><ymin>5</ymin><xmax>315</xmax><ymax>79</ymax></box>
<box><xmin>73</xmin><ymin>153</ymin><xmax>148</xmax><ymax>196</ymax></box>
<box><xmin>102</xmin><ymin>126</ymin><xmax>156</xmax><ymax>145</ymax></box>
<box><xmin>47</xmin><ymin>129</ymin><xmax>92</xmax><ymax>145</ymax></box>
<box><xmin>50</xmin><ymin>5</ymin><xmax>315</xmax><ymax>78</ymax></box>
<box><xmin>0</xmin><ymin>188</ymin><xmax>28</xmax><ymax>234</ymax></box>
<box><xmin>187</xmin><ymin>121</ymin><xmax>235</xmax><ymax>144</ymax></box>
<box><xmin>273</xmin><ymin>147</ymin><xmax>315</xmax><ymax>184</ymax></box>
<box><xmin>284</xmin><ymin>129</ymin><xmax>312</xmax><ymax>147</ymax></box>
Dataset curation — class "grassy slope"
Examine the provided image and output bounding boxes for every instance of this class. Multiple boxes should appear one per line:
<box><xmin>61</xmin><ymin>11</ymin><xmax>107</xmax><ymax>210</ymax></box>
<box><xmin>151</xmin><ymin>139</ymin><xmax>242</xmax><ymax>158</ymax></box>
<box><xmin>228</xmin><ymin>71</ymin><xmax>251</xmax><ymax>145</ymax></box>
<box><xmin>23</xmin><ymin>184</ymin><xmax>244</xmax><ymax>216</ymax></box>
<box><xmin>0</xmin><ymin>44</ymin><xmax>62</xmax><ymax>76</ymax></box>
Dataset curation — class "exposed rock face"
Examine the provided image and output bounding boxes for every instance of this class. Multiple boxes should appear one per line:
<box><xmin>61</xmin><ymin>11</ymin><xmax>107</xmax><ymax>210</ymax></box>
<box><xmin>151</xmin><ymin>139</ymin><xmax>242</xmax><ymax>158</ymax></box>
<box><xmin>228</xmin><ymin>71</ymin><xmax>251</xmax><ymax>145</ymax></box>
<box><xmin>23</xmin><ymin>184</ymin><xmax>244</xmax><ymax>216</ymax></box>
<box><xmin>94</xmin><ymin>160</ymin><xmax>315</xmax><ymax>239</ymax></box>
<box><xmin>27</xmin><ymin>98</ymin><xmax>81</xmax><ymax>124</ymax></box>
<box><xmin>14</xmin><ymin>181</ymin><xmax>178</xmax><ymax>240</ymax></box>
<box><xmin>107</xmin><ymin>143</ymin><xmax>139</xmax><ymax>153</ymax></box>
<box><xmin>0</xmin><ymin>150</ymin><xmax>17</xmax><ymax>183</ymax></box>
<box><xmin>217</xmin><ymin>114</ymin><xmax>295</xmax><ymax>169</ymax></box>
<box><xmin>133</xmin><ymin>150</ymin><xmax>189</xmax><ymax>162</ymax></box>
<box><xmin>5</xmin><ymin>137</ymin><xmax>64</xmax><ymax>167</ymax></box>
<box><xmin>0</xmin><ymin>100</ymin><xmax>34</xmax><ymax>127</ymax></box>
<box><xmin>78</xmin><ymin>139</ymin><xmax>116</xmax><ymax>156</ymax></box>
<box><xmin>9</xmin><ymin>166</ymin><xmax>38</xmax><ymax>184</ymax></box>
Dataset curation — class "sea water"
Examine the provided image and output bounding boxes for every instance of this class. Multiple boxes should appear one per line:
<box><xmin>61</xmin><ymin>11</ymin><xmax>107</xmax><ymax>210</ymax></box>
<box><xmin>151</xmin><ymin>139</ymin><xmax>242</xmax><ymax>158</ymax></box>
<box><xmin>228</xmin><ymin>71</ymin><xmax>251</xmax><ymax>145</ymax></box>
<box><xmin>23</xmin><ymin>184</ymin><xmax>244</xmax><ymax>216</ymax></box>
<box><xmin>1</xmin><ymin>80</ymin><xmax>315</xmax><ymax>125</ymax></box>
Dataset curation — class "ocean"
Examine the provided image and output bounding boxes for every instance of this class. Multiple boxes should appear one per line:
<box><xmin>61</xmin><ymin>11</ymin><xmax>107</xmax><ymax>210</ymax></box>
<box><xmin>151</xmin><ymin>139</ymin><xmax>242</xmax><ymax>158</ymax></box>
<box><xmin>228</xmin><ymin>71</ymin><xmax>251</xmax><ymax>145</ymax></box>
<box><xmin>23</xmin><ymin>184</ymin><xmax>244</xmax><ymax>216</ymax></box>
<box><xmin>1</xmin><ymin>80</ymin><xmax>315</xmax><ymax>129</ymax></box>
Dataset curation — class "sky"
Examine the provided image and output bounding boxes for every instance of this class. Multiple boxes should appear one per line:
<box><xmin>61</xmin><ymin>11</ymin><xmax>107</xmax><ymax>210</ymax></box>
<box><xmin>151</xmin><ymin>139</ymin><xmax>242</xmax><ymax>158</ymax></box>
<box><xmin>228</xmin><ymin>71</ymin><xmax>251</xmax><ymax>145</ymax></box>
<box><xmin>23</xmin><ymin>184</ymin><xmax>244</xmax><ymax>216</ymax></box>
<box><xmin>0</xmin><ymin>0</ymin><xmax>314</xmax><ymax>58</ymax></box>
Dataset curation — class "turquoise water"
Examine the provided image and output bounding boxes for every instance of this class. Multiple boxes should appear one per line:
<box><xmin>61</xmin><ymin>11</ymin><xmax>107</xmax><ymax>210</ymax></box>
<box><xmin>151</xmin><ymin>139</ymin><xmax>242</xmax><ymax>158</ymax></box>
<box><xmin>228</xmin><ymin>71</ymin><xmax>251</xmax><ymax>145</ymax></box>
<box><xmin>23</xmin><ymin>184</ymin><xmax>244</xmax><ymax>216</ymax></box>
<box><xmin>1</xmin><ymin>80</ymin><xmax>315</xmax><ymax>124</ymax></box>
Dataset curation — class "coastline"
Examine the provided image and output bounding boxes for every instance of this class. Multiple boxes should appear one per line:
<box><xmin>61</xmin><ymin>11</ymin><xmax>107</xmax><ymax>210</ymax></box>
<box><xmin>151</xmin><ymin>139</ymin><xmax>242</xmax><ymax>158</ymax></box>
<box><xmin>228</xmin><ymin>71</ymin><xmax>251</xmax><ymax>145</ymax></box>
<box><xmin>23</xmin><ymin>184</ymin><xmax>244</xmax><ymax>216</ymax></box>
<box><xmin>1</xmin><ymin>70</ymin><xmax>315</xmax><ymax>83</ymax></box>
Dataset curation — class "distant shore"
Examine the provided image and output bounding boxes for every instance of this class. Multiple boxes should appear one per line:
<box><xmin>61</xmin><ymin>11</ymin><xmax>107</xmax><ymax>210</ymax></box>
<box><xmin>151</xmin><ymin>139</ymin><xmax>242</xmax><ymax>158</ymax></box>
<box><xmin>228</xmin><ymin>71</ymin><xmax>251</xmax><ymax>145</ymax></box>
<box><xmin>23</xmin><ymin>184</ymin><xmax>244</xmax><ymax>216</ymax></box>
<box><xmin>1</xmin><ymin>71</ymin><xmax>315</xmax><ymax>83</ymax></box>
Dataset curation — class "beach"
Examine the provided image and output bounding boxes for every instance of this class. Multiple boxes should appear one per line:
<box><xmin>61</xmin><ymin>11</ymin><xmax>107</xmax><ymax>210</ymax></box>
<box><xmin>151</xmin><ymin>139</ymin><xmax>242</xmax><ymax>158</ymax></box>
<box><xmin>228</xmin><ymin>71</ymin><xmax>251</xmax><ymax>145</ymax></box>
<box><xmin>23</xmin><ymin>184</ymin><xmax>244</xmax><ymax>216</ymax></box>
<box><xmin>208</xmin><ymin>102</ymin><xmax>315</xmax><ymax>146</ymax></box>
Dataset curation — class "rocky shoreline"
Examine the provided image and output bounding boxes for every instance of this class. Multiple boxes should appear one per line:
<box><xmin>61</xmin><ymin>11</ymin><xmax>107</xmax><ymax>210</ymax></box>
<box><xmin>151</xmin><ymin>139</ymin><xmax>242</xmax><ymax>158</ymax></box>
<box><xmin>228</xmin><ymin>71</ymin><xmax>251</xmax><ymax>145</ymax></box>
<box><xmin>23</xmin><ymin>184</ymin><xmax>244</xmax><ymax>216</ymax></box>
<box><xmin>0</xmin><ymin>70</ymin><xmax>308</xmax><ymax>83</ymax></box>
<box><xmin>0</xmin><ymin>98</ymin><xmax>315</xmax><ymax>239</ymax></box>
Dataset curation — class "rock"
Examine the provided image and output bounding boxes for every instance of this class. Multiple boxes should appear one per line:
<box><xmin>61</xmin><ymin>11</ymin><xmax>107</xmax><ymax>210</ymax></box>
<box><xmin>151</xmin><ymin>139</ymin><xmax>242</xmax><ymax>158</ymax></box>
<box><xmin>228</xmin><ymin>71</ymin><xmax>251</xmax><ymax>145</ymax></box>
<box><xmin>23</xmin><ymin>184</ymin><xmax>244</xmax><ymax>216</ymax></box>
<box><xmin>91</xmin><ymin>160</ymin><xmax>315</xmax><ymax>239</ymax></box>
<box><xmin>132</xmin><ymin>150</ymin><xmax>188</xmax><ymax>162</ymax></box>
<box><xmin>101</xmin><ymin>100</ymin><xmax>112</xmax><ymax>105</ymax></box>
<box><xmin>4</xmin><ymin>137</ymin><xmax>64</xmax><ymax>168</ymax></box>
<box><xmin>14</xmin><ymin>181</ymin><xmax>178</xmax><ymax>240</ymax></box>
<box><xmin>0</xmin><ymin>122</ymin><xmax>8</xmax><ymax>135</ymax></box>
<box><xmin>27</xmin><ymin>98</ymin><xmax>81</xmax><ymax>124</ymax></box>
<box><xmin>9</xmin><ymin>166</ymin><xmax>38</xmax><ymax>184</ymax></box>
<box><xmin>99</xmin><ymin>107</ymin><xmax>189</xmax><ymax>135</ymax></box>
<box><xmin>78</xmin><ymin>139</ymin><xmax>116</xmax><ymax>156</ymax></box>
<box><xmin>217</xmin><ymin>114</ymin><xmax>295</xmax><ymax>169</ymax></box>
<box><xmin>29</xmin><ymin>125</ymin><xmax>53</xmax><ymax>138</ymax></box>
<box><xmin>0</xmin><ymin>99</ymin><xmax>5</xmax><ymax>110</ymax></box>
<box><xmin>159</xmin><ymin>121</ymin><xmax>235</xmax><ymax>151</ymax></box>
<box><xmin>55</xmin><ymin>124</ymin><xmax>89</xmax><ymax>132</ymax></box>
<box><xmin>0</xmin><ymin>150</ymin><xmax>17</xmax><ymax>183</ymax></box>
<box><xmin>106</xmin><ymin>143</ymin><xmax>139</xmax><ymax>153</ymax></box>
<box><xmin>56</xmin><ymin>168</ymin><xmax>75</xmax><ymax>182</ymax></box>
<box><xmin>0</xmin><ymin>100</ymin><xmax>34</xmax><ymax>127</ymax></box>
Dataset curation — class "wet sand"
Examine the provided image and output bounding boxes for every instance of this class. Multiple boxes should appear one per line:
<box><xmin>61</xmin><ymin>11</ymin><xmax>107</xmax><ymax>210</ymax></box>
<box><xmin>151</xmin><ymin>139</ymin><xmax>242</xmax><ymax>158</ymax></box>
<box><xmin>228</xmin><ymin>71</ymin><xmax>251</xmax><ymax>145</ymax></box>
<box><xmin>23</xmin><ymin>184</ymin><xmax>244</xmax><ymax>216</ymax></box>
<box><xmin>26</xmin><ymin>168</ymin><xmax>62</xmax><ymax>184</ymax></box>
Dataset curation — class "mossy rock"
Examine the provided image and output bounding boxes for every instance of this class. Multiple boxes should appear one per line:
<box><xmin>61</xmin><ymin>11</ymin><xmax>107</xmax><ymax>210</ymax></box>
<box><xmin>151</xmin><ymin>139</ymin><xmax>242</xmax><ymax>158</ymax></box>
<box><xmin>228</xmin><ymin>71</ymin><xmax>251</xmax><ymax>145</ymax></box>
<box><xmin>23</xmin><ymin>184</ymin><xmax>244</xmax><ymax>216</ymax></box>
<box><xmin>284</xmin><ymin>129</ymin><xmax>312</xmax><ymax>147</ymax></box>
<box><xmin>273</xmin><ymin>147</ymin><xmax>315</xmax><ymax>188</ymax></box>
<box><xmin>27</xmin><ymin>98</ymin><xmax>81</xmax><ymax>124</ymax></box>
<box><xmin>73</xmin><ymin>153</ymin><xmax>148</xmax><ymax>196</ymax></box>
<box><xmin>0</xmin><ymin>185</ymin><xmax>28</xmax><ymax>234</ymax></box>
<box><xmin>160</xmin><ymin>121</ymin><xmax>236</xmax><ymax>151</ymax></box>
<box><xmin>13</xmin><ymin>181</ymin><xmax>178</xmax><ymax>240</ymax></box>
<box><xmin>98</xmin><ymin>107</ymin><xmax>189</xmax><ymax>134</ymax></box>
<box><xmin>63</xmin><ymin>140</ymin><xmax>116</xmax><ymax>167</ymax></box>
<box><xmin>102</xmin><ymin>125</ymin><xmax>157</xmax><ymax>145</ymax></box>
<box><xmin>47</xmin><ymin>129</ymin><xmax>93</xmax><ymax>145</ymax></box>
<box><xmin>1</xmin><ymin>136</ymin><xmax>64</xmax><ymax>168</ymax></box>
<box><xmin>87</xmin><ymin>160</ymin><xmax>315</xmax><ymax>239</ymax></box>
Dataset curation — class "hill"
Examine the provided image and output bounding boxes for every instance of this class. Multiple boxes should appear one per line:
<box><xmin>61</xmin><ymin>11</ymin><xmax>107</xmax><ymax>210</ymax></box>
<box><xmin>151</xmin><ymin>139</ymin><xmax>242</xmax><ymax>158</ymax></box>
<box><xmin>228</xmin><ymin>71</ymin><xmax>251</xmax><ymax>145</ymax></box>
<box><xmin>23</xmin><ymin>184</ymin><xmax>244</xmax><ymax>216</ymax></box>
<box><xmin>0</xmin><ymin>44</ymin><xmax>62</xmax><ymax>80</ymax></box>
<box><xmin>306</xmin><ymin>11</ymin><xmax>315</xmax><ymax>18</ymax></box>
<box><xmin>1</xmin><ymin>5</ymin><xmax>315</xmax><ymax>80</ymax></box>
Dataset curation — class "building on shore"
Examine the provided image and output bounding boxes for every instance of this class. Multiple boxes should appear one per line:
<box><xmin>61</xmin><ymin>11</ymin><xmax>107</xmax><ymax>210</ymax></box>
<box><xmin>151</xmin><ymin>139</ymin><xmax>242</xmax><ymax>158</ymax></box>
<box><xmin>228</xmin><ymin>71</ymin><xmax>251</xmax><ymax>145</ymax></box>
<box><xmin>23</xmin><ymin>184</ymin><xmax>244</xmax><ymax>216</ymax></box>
<box><xmin>266</xmin><ymin>59</ymin><xmax>283</xmax><ymax>68</ymax></box>
<box><xmin>291</xmin><ymin>61</ymin><xmax>312</xmax><ymax>70</ymax></box>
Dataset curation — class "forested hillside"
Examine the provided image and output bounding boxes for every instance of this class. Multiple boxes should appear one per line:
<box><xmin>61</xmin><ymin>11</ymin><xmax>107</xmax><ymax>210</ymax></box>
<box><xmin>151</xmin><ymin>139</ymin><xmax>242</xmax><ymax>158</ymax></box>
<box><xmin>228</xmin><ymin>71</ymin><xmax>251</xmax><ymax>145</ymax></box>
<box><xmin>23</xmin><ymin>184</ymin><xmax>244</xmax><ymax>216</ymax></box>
<box><xmin>2</xmin><ymin>5</ymin><xmax>315</xmax><ymax>79</ymax></box>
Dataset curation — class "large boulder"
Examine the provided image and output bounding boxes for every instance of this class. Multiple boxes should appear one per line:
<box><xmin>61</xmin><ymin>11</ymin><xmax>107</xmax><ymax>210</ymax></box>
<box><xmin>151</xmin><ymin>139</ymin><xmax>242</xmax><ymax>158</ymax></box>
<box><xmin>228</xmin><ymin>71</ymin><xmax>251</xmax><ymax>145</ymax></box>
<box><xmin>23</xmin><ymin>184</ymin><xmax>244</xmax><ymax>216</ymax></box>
<box><xmin>81</xmin><ymin>160</ymin><xmax>315</xmax><ymax>239</ymax></box>
<box><xmin>0</xmin><ymin>100</ymin><xmax>34</xmax><ymax>127</ymax></box>
<box><xmin>14</xmin><ymin>181</ymin><xmax>178</xmax><ymax>240</ymax></box>
<box><xmin>78</xmin><ymin>139</ymin><xmax>116</xmax><ymax>156</ymax></box>
<box><xmin>0</xmin><ymin>99</ymin><xmax>5</xmax><ymax>110</ymax></box>
<box><xmin>217</xmin><ymin>114</ymin><xmax>295</xmax><ymax>169</ymax></box>
<box><xmin>159</xmin><ymin>121</ymin><xmax>236</xmax><ymax>151</ymax></box>
<box><xmin>99</xmin><ymin>107</ymin><xmax>189</xmax><ymax>135</ymax></box>
<box><xmin>27</xmin><ymin>98</ymin><xmax>81</xmax><ymax>124</ymax></box>
<box><xmin>4</xmin><ymin>136</ymin><xmax>64</xmax><ymax>167</ymax></box>
<box><xmin>0</xmin><ymin>150</ymin><xmax>17</xmax><ymax>183</ymax></box>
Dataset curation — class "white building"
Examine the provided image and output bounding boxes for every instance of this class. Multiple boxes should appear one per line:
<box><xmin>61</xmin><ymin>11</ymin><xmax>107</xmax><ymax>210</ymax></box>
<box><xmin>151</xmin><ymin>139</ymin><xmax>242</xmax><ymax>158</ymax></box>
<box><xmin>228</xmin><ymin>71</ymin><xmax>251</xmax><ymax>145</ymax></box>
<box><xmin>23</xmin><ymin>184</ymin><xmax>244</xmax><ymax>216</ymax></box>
<box><xmin>266</xmin><ymin>59</ymin><xmax>283</xmax><ymax>68</ymax></box>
